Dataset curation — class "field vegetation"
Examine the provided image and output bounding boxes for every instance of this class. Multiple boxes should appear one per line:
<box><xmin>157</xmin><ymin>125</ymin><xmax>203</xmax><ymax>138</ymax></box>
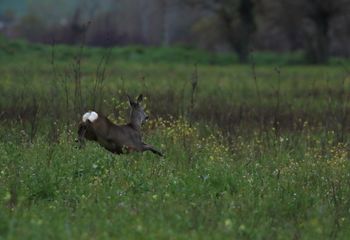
<box><xmin>1</xmin><ymin>37</ymin><xmax>350</xmax><ymax>239</ymax></box>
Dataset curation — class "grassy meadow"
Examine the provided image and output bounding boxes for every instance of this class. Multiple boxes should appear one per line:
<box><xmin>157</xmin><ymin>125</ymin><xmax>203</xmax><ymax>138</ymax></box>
<box><xmin>1</xmin><ymin>38</ymin><xmax>350</xmax><ymax>239</ymax></box>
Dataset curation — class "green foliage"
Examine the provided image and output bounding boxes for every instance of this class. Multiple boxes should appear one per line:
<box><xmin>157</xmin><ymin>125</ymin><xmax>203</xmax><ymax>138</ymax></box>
<box><xmin>1</xmin><ymin>37</ymin><xmax>348</xmax><ymax>66</ymax></box>
<box><xmin>1</xmin><ymin>40</ymin><xmax>350</xmax><ymax>239</ymax></box>
<box><xmin>1</xmin><ymin>120</ymin><xmax>350</xmax><ymax>239</ymax></box>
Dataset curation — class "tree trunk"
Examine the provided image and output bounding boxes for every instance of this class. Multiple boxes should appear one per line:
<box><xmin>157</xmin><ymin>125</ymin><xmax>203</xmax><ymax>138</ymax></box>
<box><xmin>219</xmin><ymin>0</ymin><xmax>255</xmax><ymax>63</ymax></box>
<box><xmin>306</xmin><ymin>16</ymin><xmax>330</xmax><ymax>64</ymax></box>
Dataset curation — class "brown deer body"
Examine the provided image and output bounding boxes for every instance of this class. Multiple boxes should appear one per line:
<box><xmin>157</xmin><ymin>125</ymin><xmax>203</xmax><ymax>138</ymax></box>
<box><xmin>77</xmin><ymin>95</ymin><xmax>163</xmax><ymax>156</ymax></box>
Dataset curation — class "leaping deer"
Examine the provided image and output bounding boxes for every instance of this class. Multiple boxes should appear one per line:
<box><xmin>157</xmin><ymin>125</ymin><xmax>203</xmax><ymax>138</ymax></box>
<box><xmin>77</xmin><ymin>94</ymin><xmax>163</xmax><ymax>156</ymax></box>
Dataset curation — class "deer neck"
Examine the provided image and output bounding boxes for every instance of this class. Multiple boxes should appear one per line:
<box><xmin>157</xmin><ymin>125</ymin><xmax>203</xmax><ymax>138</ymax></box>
<box><xmin>129</xmin><ymin>120</ymin><xmax>141</xmax><ymax>131</ymax></box>
<box><xmin>129</xmin><ymin>112</ymin><xmax>143</xmax><ymax>131</ymax></box>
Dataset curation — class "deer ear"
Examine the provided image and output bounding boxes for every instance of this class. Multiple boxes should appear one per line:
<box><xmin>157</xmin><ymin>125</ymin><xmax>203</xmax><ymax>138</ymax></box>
<box><xmin>127</xmin><ymin>95</ymin><xmax>135</xmax><ymax>106</ymax></box>
<box><xmin>137</xmin><ymin>94</ymin><xmax>143</xmax><ymax>103</ymax></box>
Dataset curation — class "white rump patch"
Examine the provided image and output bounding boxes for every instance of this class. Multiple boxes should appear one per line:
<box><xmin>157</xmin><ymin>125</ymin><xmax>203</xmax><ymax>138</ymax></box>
<box><xmin>82</xmin><ymin>111</ymin><xmax>98</xmax><ymax>123</ymax></box>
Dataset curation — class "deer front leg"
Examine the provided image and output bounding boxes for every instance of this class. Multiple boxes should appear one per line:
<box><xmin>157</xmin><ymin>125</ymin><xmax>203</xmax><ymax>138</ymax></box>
<box><xmin>142</xmin><ymin>143</ymin><xmax>164</xmax><ymax>157</ymax></box>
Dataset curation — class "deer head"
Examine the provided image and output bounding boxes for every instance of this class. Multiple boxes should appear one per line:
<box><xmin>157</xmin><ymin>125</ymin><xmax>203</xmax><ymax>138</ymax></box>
<box><xmin>128</xmin><ymin>94</ymin><xmax>149</xmax><ymax>130</ymax></box>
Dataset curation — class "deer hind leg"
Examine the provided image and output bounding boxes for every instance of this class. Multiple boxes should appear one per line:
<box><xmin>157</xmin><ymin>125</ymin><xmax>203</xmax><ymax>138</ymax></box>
<box><xmin>142</xmin><ymin>143</ymin><xmax>164</xmax><ymax>157</ymax></box>
<box><xmin>77</xmin><ymin>123</ymin><xmax>97</xmax><ymax>148</ymax></box>
<box><xmin>77</xmin><ymin>124</ymin><xmax>87</xmax><ymax>149</ymax></box>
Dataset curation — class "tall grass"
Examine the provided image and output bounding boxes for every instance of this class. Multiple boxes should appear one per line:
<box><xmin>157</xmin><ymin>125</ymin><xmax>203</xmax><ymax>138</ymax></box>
<box><xmin>1</xmin><ymin>119</ymin><xmax>350</xmax><ymax>239</ymax></box>
<box><xmin>1</xmin><ymin>39</ymin><xmax>350</xmax><ymax>239</ymax></box>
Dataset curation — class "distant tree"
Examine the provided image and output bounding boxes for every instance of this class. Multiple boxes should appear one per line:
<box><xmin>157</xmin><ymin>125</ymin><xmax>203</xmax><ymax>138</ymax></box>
<box><xmin>301</xmin><ymin>0</ymin><xmax>349</xmax><ymax>63</ymax></box>
<box><xmin>183</xmin><ymin>0</ymin><xmax>256</xmax><ymax>63</ymax></box>
<box><xmin>68</xmin><ymin>0</ymin><xmax>101</xmax><ymax>44</ymax></box>
<box><xmin>262</xmin><ymin>0</ymin><xmax>302</xmax><ymax>51</ymax></box>
<box><xmin>274</xmin><ymin>0</ymin><xmax>350</xmax><ymax>63</ymax></box>
<box><xmin>157</xmin><ymin>0</ymin><xmax>171</xmax><ymax>46</ymax></box>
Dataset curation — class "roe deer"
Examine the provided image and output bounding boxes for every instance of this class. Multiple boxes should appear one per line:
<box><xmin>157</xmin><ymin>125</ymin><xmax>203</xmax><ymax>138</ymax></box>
<box><xmin>77</xmin><ymin>94</ymin><xmax>163</xmax><ymax>156</ymax></box>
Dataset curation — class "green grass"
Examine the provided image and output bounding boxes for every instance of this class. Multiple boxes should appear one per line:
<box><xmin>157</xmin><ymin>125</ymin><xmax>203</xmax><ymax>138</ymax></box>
<box><xmin>1</xmin><ymin>35</ymin><xmax>349</xmax><ymax>66</ymax></box>
<box><xmin>1</xmin><ymin>121</ymin><xmax>350</xmax><ymax>239</ymax></box>
<box><xmin>1</xmin><ymin>38</ymin><xmax>350</xmax><ymax>239</ymax></box>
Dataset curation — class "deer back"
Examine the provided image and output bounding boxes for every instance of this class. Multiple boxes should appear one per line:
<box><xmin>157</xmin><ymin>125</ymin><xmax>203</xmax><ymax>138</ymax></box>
<box><xmin>79</xmin><ymin>111</ymin><xmax>144</xmax><ymax>153</ymax></box>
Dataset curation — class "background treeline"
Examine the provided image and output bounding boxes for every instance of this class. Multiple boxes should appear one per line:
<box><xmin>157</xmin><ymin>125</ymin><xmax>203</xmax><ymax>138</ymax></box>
<box><xmin>1</xmin><ymin>0</ymin><xmax>350</xmax><ymax>63</ymax></box>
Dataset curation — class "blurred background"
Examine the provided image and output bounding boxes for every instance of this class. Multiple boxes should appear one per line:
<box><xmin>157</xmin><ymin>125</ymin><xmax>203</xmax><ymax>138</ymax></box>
<box><xmin>1</xmin><ymin>0</ymin><xmax>350</xmax><ymax>64</ymax></box>
<box><xmin>2</xmin><ymin>2</ymin><xmax>350</xmax><ymax>237</ymax></box>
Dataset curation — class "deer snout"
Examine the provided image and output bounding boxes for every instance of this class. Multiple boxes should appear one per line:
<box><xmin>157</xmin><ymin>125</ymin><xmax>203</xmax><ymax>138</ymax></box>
<box><xmin>145</xmin><ymin>115</ymin><xmax>149</xmax><ymax>121</ymax></box>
